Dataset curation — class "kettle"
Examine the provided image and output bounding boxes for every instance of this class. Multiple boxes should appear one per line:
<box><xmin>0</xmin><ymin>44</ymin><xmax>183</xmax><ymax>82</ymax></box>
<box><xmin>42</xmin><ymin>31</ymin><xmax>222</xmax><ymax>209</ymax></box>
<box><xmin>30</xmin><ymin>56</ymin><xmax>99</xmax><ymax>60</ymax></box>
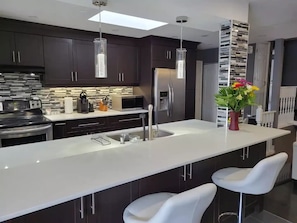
<box><xmin>77</xmin><ymin>91</ymin><xmax>89</xmax><ymax>113</ymax></box>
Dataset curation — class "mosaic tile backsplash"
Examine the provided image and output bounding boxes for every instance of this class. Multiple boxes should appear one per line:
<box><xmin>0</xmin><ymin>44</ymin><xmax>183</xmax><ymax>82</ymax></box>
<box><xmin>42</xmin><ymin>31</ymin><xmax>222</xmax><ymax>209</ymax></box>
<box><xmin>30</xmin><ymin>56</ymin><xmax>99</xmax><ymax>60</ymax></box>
<box><xmin>0</xmin><ymin>73</ymin><xmax>133</xmax><ymax>114</ymax></box>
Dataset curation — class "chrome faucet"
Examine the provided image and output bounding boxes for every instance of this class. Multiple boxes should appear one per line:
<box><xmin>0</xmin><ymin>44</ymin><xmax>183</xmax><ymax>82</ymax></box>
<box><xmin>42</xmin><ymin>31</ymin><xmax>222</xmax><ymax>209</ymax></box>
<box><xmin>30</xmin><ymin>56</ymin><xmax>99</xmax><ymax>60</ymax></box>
<box><xmin>139</xmin><ymin>113</ymin><xmax>146</xmax><ymax>141</ymax></box>
<box><xmin>148</xmin><ymin>104</ymin><xmax>153</xmax><ymax>140</ymax></box>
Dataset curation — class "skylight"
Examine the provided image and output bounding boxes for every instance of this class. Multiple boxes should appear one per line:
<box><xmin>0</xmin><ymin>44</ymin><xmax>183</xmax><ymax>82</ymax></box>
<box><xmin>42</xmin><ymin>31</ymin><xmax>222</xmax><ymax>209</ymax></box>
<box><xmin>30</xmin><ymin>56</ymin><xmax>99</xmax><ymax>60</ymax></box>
<box><xmin>88</xmin><ymin>10</ymin><xmax>167</xmax><ymax>31</ymax></box>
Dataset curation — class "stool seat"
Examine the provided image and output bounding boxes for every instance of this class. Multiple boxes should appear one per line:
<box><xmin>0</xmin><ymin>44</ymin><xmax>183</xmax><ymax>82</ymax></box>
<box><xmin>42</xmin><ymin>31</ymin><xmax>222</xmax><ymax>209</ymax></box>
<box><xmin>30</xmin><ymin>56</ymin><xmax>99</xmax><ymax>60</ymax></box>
<box><xmin>212</xmin><ymin>152</ymin><xmax>288</xmax><ymax>223</ymax></box>
<box><xmin>123</xmin><ymin>183</ymin><xmax>217</xmax><ymax>223</ymax></box>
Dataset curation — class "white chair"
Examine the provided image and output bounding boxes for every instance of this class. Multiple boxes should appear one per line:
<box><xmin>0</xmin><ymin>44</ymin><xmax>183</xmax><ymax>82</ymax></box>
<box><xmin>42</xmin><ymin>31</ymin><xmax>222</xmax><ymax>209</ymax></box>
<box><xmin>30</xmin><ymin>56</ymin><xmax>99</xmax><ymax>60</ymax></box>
<box><xmin>256</xmin><ymin>106</ymin><xmax>276</xmax><ymax>156</ymax></box>
<box><xmin>123</xmin><ymin>183</ymin><xmax>217</xmax><ymax>223</ymax></box>
<box><xmin>212</xmin><ymin>152</ymin><xmax>288</xmax><ymax>223</ymax></box>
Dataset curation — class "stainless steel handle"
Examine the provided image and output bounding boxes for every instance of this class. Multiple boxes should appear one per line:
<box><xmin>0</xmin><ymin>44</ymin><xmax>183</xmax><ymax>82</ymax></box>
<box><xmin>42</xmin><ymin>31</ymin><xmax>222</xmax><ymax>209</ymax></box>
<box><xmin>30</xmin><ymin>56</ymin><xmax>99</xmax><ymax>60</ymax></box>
<box><xmin>17</xmin><ymin>51</ymin><xmax>21</xmax><ymax>63</ymax></box>
<box><xmin>181</xmin><ymin>165</ymin><xmax>187</xmax><ymax>181</ymax></box>
<box><xmin>188</xmin><ymin>163</ymin><xmax>193</xmax><ymax>179</ymax></box>
<box><xmin>78</xmin><ymin>122</ymin><xmax>100</xmax><ymax>127</ymax></box>
<box><xmin>55</xmin><ymin>123</ymin><xmax>66</xmax><ymax>126</ymax></box>
<box><xmin>246</xmin><ymin>146</ymin><xmax>249</xmax><ymax>159</ymax></box>
<box><xmin>80</xmin><ymin>197</ymin><xmax>84</xmax><ymax>219</ymax></box>
<box><xmin>0</xmin><ymin>124</ymin><xmax>52</xmax><ymax>135</ymax></box>
<box><xmin>241</xmin><ymin>148</ymin><xmax>246</xmax><ymax>160</ymax></box>
<box><xmin>75</xmin><ymin>72</ymin><xmax>78</xmax><ymax>81</ymax></box>
<box><xmin>118</xmin><ymin>73</ymin><xmax>121</xmax><ymax>82</ymax></box>
<box><xmin>12</xmin><ymin>51</ymin><xmax>16</xmax><ymax>63</ymax></box>
<box><xmin>122</xmin><ymin>73</ymin><xmax>124</xmax><ymax>82</ymax></box>
<box><xmin>166</xmin><ymin>51</ymin><xmax>169</xmax><ymax>59</ymax></box>
<box><xmin>71</xmin><ymin>72</ymin><xmax>74</xmax><ymax>81</ymax></box>
<box><xmin>119</xmin><ymin>118</ymin><xmax>141</xmax><ymax>122</ymax></box>
<box><xmin>168</xmin><ymin>50</ymin><xmax>172</xmax><ymax>59</ymax></box>
<box><xmin>167</xmin><ymin>84</ymin><xmax>171</xmax><ymax>117</ymax></box>
<box><xmin>91</xmin><ymin>193</ymin><xmax>95</xmax><ymax>215</ymax></box>
<box><xmin>171</xmin><ymin>87</ymin><xmax>174</xmax><ymax>117</ymax></box>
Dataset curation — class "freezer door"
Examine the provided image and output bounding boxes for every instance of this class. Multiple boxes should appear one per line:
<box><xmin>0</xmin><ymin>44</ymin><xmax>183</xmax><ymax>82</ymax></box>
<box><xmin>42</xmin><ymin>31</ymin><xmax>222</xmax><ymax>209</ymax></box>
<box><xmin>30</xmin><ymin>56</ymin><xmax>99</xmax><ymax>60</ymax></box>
<box><xmin>170</xmin><ymin>69</ymin><xmax>185</xmax><ymax>122</ymax></box>
<box><xmin>154</xmin><ymin>68</ymin><xmax>172</xmax><ymax>124</ymax></box>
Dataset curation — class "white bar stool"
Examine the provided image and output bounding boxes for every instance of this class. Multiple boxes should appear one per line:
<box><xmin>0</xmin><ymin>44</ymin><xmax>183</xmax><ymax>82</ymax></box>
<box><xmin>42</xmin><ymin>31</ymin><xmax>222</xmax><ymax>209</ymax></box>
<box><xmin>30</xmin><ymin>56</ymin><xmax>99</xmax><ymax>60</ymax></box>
<box><xmin>212</xmin><ymin>152</ymin><xmax>288</xmax><ymax>223</ymax></box>
<box><xmin>123</xmin><ymin>183</ymin><xmax>217</xmax><ymax>223</ymax></box>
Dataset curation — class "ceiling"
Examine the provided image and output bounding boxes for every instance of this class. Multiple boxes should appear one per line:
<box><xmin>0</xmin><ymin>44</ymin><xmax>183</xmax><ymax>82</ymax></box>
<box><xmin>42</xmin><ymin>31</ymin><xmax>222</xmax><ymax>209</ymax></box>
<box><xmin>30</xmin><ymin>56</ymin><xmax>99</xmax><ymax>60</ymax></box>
<box><xmin>0</xmin><ymin>0</ymin><xmax>297</xmax><ymax>49</ymax></box>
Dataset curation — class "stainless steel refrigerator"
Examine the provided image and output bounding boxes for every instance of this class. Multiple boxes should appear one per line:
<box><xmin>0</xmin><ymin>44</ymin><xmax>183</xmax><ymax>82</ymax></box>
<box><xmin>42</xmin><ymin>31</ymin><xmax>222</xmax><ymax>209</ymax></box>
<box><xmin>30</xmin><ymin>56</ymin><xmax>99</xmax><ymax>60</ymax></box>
<box><xmin>154</xmin><ymin>68</ymin><xmax>185</xmax><ymax>124</ymax></box>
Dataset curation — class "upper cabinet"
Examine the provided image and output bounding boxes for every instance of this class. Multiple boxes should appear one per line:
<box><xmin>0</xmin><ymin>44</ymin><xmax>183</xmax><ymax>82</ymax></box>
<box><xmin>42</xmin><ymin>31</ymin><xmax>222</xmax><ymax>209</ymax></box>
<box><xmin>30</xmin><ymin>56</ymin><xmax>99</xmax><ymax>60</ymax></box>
<box><xmin>43</xmin><ymin>37</ymin><xmax>98</xmax><ymax>86</ymax></box>
<box><xmin>152</xmin><ymin>45</ymin><xmax>176</xmax><ymax>69</ymax></box>
<box><xmin>0</xmin><ymin>31</ymin><xmax>44</xmax><ymax>67</ymax></box>
<box><xmin>100</xmin><ymin>43</ymin><xmax>138</xmax><ymax>85</ymax></box>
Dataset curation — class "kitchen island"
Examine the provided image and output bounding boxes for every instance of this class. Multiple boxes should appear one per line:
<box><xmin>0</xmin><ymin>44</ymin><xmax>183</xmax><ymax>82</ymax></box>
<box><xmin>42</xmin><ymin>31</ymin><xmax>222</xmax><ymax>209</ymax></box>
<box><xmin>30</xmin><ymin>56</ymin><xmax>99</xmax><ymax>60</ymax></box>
<box><xmin>0</xmin><ymin>120</ymin><xmax>290</xmax><ymax>223</ymax></box>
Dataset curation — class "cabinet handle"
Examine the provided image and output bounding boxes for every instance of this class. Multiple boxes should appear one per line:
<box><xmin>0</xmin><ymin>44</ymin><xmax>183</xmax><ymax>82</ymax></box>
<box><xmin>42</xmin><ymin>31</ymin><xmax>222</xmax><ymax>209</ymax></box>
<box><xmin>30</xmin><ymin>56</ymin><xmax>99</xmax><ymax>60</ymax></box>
<box><xmin>90</xmin><ymin>193</ymin><xmax>95</xmax><ymax>215</ymax></box>
<box><xmin>241</xmin><ymin>148</ymin><xmax>245</xmax><ymax>160</ymax></box>
<box><xmin>118</xmin><ymin>118</ymin><xmax>141</xmax><ymax>122</ymax></box>
<box><xmin>246</xmin><ymin>146</ymin><xmax>249</xmax><ymax>159</ymax></box>
<box><xmin>75</xmin><ymin>72</ymin><xmax>78</xmax><ymax>81</ymax></box>
<box><xmin>17</xmin><ymin>51</ymin><xmax>21</xmax><ymax>63</ymax></box>
<box><xmin>181</xmin><ymin>165</ymin><xmax>187</xmax><ymax>182</ymax></box>
<box><xmin>168</xmin><ymin>50</ymin><xmax>171</xmax><ymax>59</ymax></box>
<box><xmin>55</xmin><ymin>123</ymin><xmax>66</xmax><ymax>126</ymax></box>
<box><xmin>80</xmin><ymin>197</ymin><xmax>84</xmax><ymax>219</ymax></box>
<box><xmin>187</xmin><ymin>163</ymin><xmax>193</xmax><ymax>179</ymax></box>
<box><xmin>78</xmin><ymin>122</ymin><xmax>100</xmax><ymax>127</ymax></box>
<box><xmin>166</xmin><ymin>51</ymin><xmax>169</xmax><ymax>59</ymax></box>
<box><xmin>118</xmin><ymin>73</ymin><xmax>121</xmax><ymax>82</ymax></box>
<box><xmin>12</xmin><ymin>51</ymin><xmax>16</xmax><ymax>63</ymax></box>
<box><xmin>71</xmin><ymin>72</ymin><xmax>74</xmax><ymax>81</ymax></box>
<box><xmin>122</xmin><ymin>73</ymin><xmax>124</xmax><ymax>82</ymax></box>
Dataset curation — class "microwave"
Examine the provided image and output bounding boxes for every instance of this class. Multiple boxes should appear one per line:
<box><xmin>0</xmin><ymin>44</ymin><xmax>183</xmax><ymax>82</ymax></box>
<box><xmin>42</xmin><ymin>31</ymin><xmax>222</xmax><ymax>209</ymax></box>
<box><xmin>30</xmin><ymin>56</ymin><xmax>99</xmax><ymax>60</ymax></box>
<box><xmin>112</xmin><ymin>95</ymin><xmax>144</xmax><ymax>111</ymax></box>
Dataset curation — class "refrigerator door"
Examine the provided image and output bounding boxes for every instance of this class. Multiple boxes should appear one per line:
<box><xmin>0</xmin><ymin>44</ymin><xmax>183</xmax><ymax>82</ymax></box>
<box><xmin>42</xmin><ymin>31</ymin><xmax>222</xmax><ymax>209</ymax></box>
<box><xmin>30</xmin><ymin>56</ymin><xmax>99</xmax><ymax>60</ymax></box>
<box><xmin>154</xmin><ymin>68</ymin><xmax>172</xmax><ymax>124</ymax></box>
<box><xmin>170</xmin><ymin>69</ymin><xmax>185</xmax><ymax>122</ymax></box>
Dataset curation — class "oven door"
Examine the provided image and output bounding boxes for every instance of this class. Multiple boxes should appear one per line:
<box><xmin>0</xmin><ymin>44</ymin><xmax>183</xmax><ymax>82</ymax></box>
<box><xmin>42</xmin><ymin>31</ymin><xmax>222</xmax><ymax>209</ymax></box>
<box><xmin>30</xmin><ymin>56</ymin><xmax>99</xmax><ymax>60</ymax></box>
<box><xmin>0</xmin><ymin>124</ymin><xmax>53</xmax><ymax>147</ymax></box>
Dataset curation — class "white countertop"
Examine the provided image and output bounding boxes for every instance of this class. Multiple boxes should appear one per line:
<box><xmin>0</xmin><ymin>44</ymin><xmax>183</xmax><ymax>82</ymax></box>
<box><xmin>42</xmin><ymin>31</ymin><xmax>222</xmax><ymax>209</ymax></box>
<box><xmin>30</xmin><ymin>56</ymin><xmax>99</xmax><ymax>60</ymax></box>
<box><xmin>44</xmin><ymin>109</ymin><xmax>148</xmax><ymax>122</ymax></box>
<box><xmin>0</xmin><ymin>120</ymin><xmax>290</xmax><ymax>222</ymax></box>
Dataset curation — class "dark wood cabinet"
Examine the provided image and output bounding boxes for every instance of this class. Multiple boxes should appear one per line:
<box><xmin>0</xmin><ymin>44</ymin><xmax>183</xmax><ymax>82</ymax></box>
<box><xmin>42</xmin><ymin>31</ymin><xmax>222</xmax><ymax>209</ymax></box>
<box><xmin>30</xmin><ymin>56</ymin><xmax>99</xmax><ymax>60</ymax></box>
<box><xmin>107</xmin><ymin>113</ymin><xmax>145</xmax><ymax>131</ymax></box>
<box><xmin>0</xmin><ymin>31</ymin><xmax>44</xmax><ymax>67</ymax></box>
<box><xmin>53</xmin><ymin>122</ymin><xmax>67</xmax><ymax>139</ymax></box>
<box><xmin>152</xmin><ymin>44</ymin><xmax>176</xmax><ymax>68</ymax></box>
<box><xmin>43</xmin><ymin>37</ymin><xmax>73</xmax><ymax>86</ymax></box>
<box><xmin>44</xmin><ymin>37</ymin><xmax>99</xmax><ymax>87</ymax></box>
<box><xmin>102</xmin><ymin>44</ymin><xmax>138</xmax><ymax>85</ymax></box>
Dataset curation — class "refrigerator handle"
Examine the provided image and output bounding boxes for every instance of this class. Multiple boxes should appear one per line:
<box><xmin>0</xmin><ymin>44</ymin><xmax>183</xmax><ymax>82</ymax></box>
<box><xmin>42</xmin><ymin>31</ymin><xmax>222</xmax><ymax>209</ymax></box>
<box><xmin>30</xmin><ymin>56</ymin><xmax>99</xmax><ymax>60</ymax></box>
<box><xmin>171</xmin><ymin>86</ymin><xmax>174</xmax><ymax>117</ymax></box>
<box><xmin>167</xmin><ymin>84</ymin><xmax>171</xmax><ymax>117</ymax></box>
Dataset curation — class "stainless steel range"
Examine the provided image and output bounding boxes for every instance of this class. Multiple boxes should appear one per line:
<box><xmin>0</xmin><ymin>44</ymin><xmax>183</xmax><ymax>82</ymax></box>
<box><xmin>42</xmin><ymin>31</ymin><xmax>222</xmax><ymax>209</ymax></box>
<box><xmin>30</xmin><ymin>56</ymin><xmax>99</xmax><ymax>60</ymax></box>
<box><xmin>0</xmin><ymin>99</ymin><xmax>52</xmax><ymax>147</ymax></box>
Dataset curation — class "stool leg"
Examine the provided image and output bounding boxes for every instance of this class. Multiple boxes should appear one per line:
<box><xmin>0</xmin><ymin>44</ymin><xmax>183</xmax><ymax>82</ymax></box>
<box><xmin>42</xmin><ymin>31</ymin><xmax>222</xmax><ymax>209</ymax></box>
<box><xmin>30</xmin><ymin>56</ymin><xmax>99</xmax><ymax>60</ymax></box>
<box><xmin>238</xmin><ymin>192</ymin><xmax>243</xmax><ymax>223</ymax></box>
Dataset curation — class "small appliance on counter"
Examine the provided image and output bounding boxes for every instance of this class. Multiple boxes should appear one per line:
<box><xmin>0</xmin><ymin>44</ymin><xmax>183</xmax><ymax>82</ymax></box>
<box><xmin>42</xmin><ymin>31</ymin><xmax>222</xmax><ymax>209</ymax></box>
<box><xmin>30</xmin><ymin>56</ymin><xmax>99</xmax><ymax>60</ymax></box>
<box><xmin>77</xmin><ymin>91</ymin><xmax>89</xmax><ymax>113</ymax></box>
<box><xmin>111</xmin><ymin>95</ymin><xmax>143</xmax><ymax>111</ymax></box>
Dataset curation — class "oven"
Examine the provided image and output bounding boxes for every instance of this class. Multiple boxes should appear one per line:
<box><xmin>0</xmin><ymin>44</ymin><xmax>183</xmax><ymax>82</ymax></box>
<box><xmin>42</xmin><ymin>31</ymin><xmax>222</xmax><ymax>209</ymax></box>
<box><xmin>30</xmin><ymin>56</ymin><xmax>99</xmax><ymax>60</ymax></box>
<box><xmin>0</xmin><ymin>99</ymin><xmax>53</xmax><ymax>148</ymax></box>
<box><xmin>0</xmin><ymin>124</ymin><xmax>53</xmax><ymax>147</ymax></box>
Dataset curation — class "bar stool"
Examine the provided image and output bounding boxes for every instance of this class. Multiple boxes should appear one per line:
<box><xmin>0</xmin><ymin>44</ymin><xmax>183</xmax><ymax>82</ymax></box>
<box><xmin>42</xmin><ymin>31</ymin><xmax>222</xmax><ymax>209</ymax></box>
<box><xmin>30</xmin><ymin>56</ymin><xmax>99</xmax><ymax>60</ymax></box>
<box><xmin>212</xmin><ymin>152</ymin><xmax>288</xmax><ymax>223</ymax></box>
<box><xmin>123</xmin><ymin>183</ymin><xmax>217</xmax><ymax>223</ymax></box>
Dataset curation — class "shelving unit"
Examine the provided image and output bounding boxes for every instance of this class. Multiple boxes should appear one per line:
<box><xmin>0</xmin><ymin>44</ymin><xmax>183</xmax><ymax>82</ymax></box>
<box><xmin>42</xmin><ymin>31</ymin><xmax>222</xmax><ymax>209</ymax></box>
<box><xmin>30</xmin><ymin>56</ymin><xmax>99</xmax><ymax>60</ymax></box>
<box><xmin>216</xmin><ymin>20</ymin><xmax>249</xmax><ymax>127</ymax></box>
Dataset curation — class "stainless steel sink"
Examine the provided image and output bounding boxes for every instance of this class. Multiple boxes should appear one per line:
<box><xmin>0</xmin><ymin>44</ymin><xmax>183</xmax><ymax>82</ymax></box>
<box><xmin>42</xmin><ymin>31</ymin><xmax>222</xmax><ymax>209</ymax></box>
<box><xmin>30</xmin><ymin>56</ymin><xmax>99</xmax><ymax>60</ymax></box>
<box><xmin>107</xmin><ymin>129</ymin><xmax>174</xmax><ymax>142</ymax></box>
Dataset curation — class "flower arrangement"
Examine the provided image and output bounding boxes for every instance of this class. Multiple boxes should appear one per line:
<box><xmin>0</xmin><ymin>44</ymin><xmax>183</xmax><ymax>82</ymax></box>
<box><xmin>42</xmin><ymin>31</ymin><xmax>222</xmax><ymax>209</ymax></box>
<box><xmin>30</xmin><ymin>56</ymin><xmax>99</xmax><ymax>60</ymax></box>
<box><xmin>215</xmin><ymin>79</ymin><xmax>259</xmax><ymax>112</ymax></box>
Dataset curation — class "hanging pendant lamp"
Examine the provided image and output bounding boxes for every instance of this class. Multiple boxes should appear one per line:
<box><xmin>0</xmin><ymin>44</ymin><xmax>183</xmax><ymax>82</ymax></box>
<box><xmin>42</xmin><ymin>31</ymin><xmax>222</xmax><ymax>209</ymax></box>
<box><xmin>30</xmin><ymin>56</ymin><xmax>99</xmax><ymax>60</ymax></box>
<box><xmin>93</xmin><ymin>0</ymin><xmax>107</xmax><ymax>78</ymax></box>
<box><xmin>176</xmin><ymin>16</ymin><xmax>188</xmax><ymax>79</ymax></box>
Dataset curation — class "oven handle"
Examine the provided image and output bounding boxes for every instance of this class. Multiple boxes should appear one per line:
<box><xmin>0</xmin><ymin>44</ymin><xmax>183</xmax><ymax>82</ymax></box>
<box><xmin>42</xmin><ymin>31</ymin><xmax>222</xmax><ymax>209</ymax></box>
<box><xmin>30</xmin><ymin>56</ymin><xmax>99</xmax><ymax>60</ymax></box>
<box><xmin>0</xmin><ymin>124</ymin><xmax>52</xmax><ymax>136</ymax></box>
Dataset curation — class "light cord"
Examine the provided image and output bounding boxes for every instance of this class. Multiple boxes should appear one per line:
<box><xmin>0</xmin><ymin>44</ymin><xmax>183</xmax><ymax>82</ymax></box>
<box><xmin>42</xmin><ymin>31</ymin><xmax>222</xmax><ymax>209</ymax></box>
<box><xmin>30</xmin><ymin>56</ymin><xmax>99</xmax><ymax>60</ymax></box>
<box><xmin>99</xmin><ymin>4</ymin><xmax>102</xmax><ymax>40</ymax></box>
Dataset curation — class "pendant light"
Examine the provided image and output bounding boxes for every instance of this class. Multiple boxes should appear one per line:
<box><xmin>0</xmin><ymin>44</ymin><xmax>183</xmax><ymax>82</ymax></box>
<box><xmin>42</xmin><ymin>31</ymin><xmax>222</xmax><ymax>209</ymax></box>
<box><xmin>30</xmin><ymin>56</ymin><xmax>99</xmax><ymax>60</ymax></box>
<box><xmin>176</xmin><ymin>16</ymin><xmax>188</xmax><ymax>79</ymax></box>
<box><xmin>93</xmin><ymin>0</ymin><xmax>107</xmax><ymax>78</ymax></box>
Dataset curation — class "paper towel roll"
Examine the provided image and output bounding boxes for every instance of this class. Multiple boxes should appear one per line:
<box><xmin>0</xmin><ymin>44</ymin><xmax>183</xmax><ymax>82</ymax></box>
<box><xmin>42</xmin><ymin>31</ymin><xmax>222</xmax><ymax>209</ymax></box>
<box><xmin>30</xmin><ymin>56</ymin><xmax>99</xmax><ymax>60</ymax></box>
<box><xmin>64</xmin><ymin>97</ymin><xmax>73</xmax><ymax>114</ymax></box>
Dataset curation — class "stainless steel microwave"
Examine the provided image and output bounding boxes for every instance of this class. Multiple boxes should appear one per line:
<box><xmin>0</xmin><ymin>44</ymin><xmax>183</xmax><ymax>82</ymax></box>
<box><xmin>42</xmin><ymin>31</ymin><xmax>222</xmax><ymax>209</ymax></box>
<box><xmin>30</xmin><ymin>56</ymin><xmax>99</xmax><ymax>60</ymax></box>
<box><xmin>112</xmin><ymin>95</ymin><xmax>144</xmax><ymax>111</ymax></box>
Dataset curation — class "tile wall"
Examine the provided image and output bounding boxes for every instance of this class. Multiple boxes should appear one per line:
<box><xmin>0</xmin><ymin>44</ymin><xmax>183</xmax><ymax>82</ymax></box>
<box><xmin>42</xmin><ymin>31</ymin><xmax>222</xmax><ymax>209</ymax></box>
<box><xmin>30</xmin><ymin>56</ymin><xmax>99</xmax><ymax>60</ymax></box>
<box><xmin>0</xmin><ymin>73</ymin><xmax>133</xmax><ymax>114</ymax></box>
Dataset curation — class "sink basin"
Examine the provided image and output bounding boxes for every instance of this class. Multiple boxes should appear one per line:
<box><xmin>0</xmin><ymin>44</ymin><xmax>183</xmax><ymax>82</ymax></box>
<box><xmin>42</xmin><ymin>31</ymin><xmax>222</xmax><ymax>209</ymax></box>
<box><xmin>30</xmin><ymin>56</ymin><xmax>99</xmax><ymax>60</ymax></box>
<box><xmin>107</xmin><ymin>129</ymin><xmax>174</xmax><ymax>142</ymax></box>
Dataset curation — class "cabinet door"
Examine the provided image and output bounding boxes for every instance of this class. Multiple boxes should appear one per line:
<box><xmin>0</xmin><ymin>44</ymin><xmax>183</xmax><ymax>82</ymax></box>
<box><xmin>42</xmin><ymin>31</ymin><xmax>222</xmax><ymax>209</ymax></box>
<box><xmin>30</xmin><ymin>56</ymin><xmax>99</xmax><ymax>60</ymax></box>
<box><xmin>89</xmin><ymin>183</ymin><xmax>132</xmax><ymax>223</ymax></box>
<box><xmin>15</xmin><ymin>33</ymin><xmax>44</xmax><ymax>67</ymax></box>
<box><xmin>138</xmin><ymin>167</ymin><xmax>182</xmax><ymax>197</ymax></box>
<box><xmin>43</xmin><ymin>37</ymin><xmax>73</xmax><ymax>86</ymax></box>
<box><xmin>72</xmin><ymin>40</ymin><xmax>98</xmax><ymax>86</ymax></box>
<box><xmin>53</xmin><ymin>122</ymin><xmax>67</xmax><ymax>139</ymax></box>
<box><xmin>0</xmin><ymin>31</ymin><xmax>15</xmax><ymax>65</ymax></box>
<box><xmin>118</xmin><ymin>45</ymin><xmax>138</xmax><ymax>85</ymax></box>
<box><xmin>108</xmin><ymin>114</ymin><xmax>145</xmax><ymax>131</ymax></box>
<box><xmin>152</xmin><ymin>45</ymin><xmax>176</xmax><ymax>69</ymax></box>
<box><xmin>100</xmin><ymin>43</ymin><xmax>119</xmax><ymax>85</ymax></box>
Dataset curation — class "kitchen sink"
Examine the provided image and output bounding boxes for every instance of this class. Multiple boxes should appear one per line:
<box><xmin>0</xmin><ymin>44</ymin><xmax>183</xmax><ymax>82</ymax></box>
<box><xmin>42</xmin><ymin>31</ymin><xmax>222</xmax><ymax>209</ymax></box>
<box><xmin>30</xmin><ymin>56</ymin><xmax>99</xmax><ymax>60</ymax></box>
<box><xmin>107</xmin><ymin>129</ymin><xmax>174</xmax><ymax>142</ymax></box>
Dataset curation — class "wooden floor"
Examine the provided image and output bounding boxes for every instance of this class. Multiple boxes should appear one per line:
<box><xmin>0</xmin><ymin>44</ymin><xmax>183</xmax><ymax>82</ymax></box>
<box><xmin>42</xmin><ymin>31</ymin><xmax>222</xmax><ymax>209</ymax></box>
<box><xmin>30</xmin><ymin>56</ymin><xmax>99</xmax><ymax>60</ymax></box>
<box><xmin>262</xmin><ymin>180</ymin><xmax>297</xmax><ymax>223</ymax></box>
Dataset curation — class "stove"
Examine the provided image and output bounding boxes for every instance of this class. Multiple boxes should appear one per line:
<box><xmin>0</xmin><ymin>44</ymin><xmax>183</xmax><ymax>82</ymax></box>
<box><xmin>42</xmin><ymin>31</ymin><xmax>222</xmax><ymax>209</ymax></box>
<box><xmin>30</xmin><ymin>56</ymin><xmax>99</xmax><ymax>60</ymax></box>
<box><xmin>0</xmin><ymin>99</ymin><xmax>53</xmax><ymax>147</ymax></box>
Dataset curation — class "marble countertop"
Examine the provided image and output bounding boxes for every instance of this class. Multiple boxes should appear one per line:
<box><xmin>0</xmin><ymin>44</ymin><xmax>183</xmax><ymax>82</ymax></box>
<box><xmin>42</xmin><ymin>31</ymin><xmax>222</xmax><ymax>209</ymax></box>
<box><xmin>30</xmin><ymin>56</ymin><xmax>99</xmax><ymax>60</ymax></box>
<box><xmin>0</xmin><ymin>120</ymin><xmax>290</xmax><ymax>222</ymax></box>
<box><xmin>44</xmin><ymin>109</ymin><xmax>148</xmax><ymax>122</ymax></box>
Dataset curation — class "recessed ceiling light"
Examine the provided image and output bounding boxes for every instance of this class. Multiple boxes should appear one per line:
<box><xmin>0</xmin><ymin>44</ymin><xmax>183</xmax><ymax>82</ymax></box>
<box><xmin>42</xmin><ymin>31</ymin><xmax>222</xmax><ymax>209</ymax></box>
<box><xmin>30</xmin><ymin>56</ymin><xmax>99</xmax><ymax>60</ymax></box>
<box><xmin>88</xmin><ymin>10</ymin><xmax>167</xmax><ymax>31</ymax></box>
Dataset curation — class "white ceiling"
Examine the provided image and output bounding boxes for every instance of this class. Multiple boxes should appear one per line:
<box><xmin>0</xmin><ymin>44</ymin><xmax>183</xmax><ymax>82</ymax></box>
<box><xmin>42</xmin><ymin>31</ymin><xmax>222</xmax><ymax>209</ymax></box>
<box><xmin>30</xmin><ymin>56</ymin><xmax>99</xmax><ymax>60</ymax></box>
<box><xmin>0</xmin><ymin>0</ymin><xmax>296</xmax><ymax>49</ymax></box>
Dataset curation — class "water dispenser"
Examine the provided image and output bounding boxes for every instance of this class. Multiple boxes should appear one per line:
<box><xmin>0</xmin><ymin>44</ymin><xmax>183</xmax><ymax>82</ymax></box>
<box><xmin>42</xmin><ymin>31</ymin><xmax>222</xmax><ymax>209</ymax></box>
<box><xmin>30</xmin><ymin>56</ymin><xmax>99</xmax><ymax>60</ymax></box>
<box><xmin>158</xmin><ymin>91</ymin><xmax>169</xmax><ymax>111</ymax></box>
